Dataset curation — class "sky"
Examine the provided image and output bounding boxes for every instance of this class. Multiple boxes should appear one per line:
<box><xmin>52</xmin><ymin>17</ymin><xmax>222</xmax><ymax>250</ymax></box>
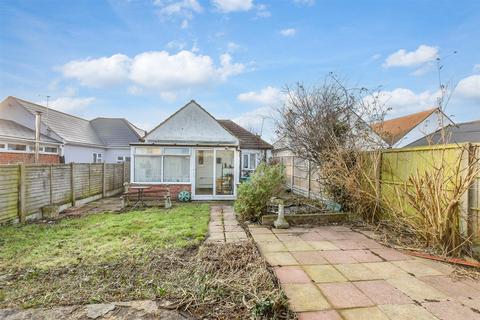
<box><xmin>1</xmin><ymin>0</ymin><xmax>479</xmax><ymax>142</ymax></box>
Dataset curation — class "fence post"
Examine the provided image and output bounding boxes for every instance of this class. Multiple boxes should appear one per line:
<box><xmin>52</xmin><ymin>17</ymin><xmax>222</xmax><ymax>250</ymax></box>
<box><xmin>123</xmin><ymin>162</ymin><xmax>127</xmax><ymax>184</ymax></box>
<box><xmin>103</xmin><ymin>163</ymin><xmax>107</xmax><ymax>198</ymax></box>
<box><xmin>18</xmin><ymin>164</ymin><xmax>26</xmax><ymax>223</ymax></box>
<box><xmin>49</xmin><ymin>164</ymin><xmax>53</xmax><ymax>205</ymax></box>
<box><xmin>70</xmin><ymin>163</ymin><xmax>76</xmax><ymax>206</ymax></box>
<box><xmin>375</xmin><ymin>151</ymin><xmax>383</xmax><ymax>212</ymax></box>
<box><xmin>307</xmin><ymin>160</ymin><xmax>311</xmax><ymax>198</ymax></box>
<box><xmin>467</xmin><ymin>144</ymin><xmax>479</xmax><ymax>243</ymax></box>
<box><xmin>291</xmin><ymin>155</ymin><xmax>295</xmax><ymax>190</ymax></box>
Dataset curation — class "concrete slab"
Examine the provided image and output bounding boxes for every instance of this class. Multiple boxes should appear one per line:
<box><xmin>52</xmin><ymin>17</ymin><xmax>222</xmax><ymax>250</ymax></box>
<box><xmin>263</xmin><ymin>252</ymin><xmax>299</xmax><ymax>266</ymax></box>
<box><xmin>340</xmin><ymin>307</ymin><xmax>389</xmax><ymax>320</ymax></box>
<box><xmin>419</xmin><ymin>275</ymin><xmax>480</xmax><ymax>298</ymax></box>
<box><xmin>370</xmin><ymin>247</ymin><xmax>412</xmax><ymax>261</ymax></box>
<box><xmin>379</xmin><ymin>304</ymin><xmax>438</xmax><ymax>320</ymax></box>
<box><xmin>423</xmin><ymin>300</ymin><xmax>480</xmax><ymax>320</ymax></box>
<box><xmin>252</xmin><ymin>233</ymin><xmax>278</xmax><ymax>242</ymax></box>
<box><xmin>274</xmin><ymin>266</ymin><xmax>312</xmax><ymax>284</ymax></box>
<box><xmin>345</xmin><ymin>249</ymin><xmax>383</xmax><ymax>263</ymax></box>
<box><xmin>363</xmin><ymin>262</ymin><xmax>409</xmax><ymax>279</ymax></box>
<box><xmin>317</xmin><ymin>282</ymin><xmax>374</xmax><ymax>309</ymax></box>
<box><xmin>292</xmin><ymin>251</ymin><xmax>329</xmax><ymax>265</ymax></box>
<box><xmin>387</xmin><ymin>276</ymin><xmax>448</xmax><ymax>301</ymax></box>
<box><xmin>282</xmin><ymin>283</ymin><xmax>331</xmax><ymax>312</ymax></box>
<box><xmin>297</xmin><ymin>310</ymin><xmax>342</xmax><ymax>320</ymax></box>
<box><xmin>257</xmin><ymin>241</ymin><xmax>288</xmax><ymax>253</ymax></box>
<box><xmin>303</xmin><ymin>265</ymin><xmax>348</xmax><ymax>283</ymax></box>
<box><xmin>334</xmin><ymin>263</ymin><xmax>383</xmax><ymax>281</ymax></box>
<box><xmin>283</xmin><ymin>241</ymin><xmax>314</xmax><ymax>251</ymax></box>
<box><xmin>393</xmin><ymin>260</ymin><xmax>443</xmax><ymax>277</ymax></box>
<box><xmin>320</xmin><ymin>250</ymin><xmax>357</xmax><ymax>264</ymax></box>
<box><xmin>353</xmin><ymin>280</ymin><xmax>412</xmax><ymax>305</ymax></box>
<box><xmin>330</xmin><ymin>240</ymin><xmax>367</xmax><ymax>250</ymax></box>
<box><xmin>306</xmin><ymin>241</ymin><xmax>339</xmax><ymax>251</ymax></box>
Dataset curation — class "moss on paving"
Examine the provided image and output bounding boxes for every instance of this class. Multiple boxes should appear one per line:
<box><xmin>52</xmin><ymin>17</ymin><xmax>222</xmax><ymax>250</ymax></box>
<box><xmin>0</xmin><ymin>203</ymin><xmax>210</xmax><ymax>271</ymax></box>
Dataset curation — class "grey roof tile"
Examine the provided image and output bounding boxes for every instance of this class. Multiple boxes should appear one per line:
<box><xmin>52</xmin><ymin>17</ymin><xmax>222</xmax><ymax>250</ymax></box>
<box><xmin>0</xmin><ymin>119</ymin><xmax>61</xmax><ymax>144</ymax></box>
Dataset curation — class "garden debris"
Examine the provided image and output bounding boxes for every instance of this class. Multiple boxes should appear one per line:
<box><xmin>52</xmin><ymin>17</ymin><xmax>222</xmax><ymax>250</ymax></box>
<box><xmin>166</xmin><ymin>241</ymin><xmax>294</xmax><ymax>319</ymax></box>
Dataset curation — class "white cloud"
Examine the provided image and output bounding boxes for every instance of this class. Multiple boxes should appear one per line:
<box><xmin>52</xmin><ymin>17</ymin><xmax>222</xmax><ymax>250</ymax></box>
<box><xmin>61</xmin><ymin>50</ymin><xmax>246</xmax><ymax>99</ymax></box>
<box><xmin>455</xmin><ymin>75</ymin><xmax>480</xmax><ymax>99</ymax></box>
<box><xmin>154</xmin><ymin>0</ymin><xmax>202</xmax><ymax>18</ymax></box>
<box><xmin>474</xmin><ymin>64</ymin><xmax>480</xmax><ymax>73</ymax></box>
<box><xmin>166</xmin><ymin>40</ymin><xmax>187</xmax><ymax>51</ymax></box>
<box><xmin>226</xmin><ymin>41</ymin><xmax>240</xmax><ymax>53</ymax></box>
<box><xmin>59</xmin><ymin>54</ymin><xmax>131</xmax><ymax>87</ymax></box>
<box><xmin>237</xmin><ymin>86</ymin><xmax>284</xmax><ymax>106</ymax></box>
<box><xmin>280</xmin><ymin>28</ymin><xmax>296</xmax><ymax>37</ymax></box>
<box><xmin>255</xmin><ymin>4</ymin><xmax>271</xmax><ymax>18</ymax></box>
<box><xmin>293</xmin><ymin>0</ymin><xmax>315</xmax><ymax>6</ymax></box>
<box><xmin>367</xmin><ymin>88</ymin><xmax>440</xmax><ymax>117</ymax></box>
<box><xmin>234</xmin><ymin>106</ymin><xmax>275</xmax><ymax>141</ymax></box>
<box><xmin>383</xmin><ymin>45</ymin><xmax>438</xmax><ymax>68</ymax></box>
<box><xmin>47</xmin><ymin>96</ymin><xmax>96</xmax><ymax>112</ymax></box>
<box><xmin>218</xmin><ymin>53</ymin><xmax>245</xmax><ymax>79</ymax></box>
<box><xmin>211</xmin><ymin>0</ymin><xmax>253</xmax><ymax>12</ymax></box>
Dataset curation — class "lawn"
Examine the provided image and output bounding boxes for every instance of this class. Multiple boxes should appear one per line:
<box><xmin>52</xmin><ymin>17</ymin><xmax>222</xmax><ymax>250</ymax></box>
<box><xmin>0</xmin><ymin>203</ymin><xmax>210</xmax><ymax>308</ymax></box>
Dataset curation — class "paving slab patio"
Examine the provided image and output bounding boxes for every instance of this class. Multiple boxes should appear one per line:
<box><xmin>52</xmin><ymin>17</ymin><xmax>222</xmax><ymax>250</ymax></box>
<box><xmin>206</xmin><ymin>205</ymin><xmax>247</xmax><ymax>243</ymax></box>
<box><xmin>248</xmin><ymin>224</ymin><xmax>480</xmax><ymax>319</ymax></box>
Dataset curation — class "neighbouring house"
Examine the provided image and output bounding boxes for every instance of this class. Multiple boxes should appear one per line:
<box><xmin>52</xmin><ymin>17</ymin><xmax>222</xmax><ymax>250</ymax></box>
<box><xmin>130</xmin><ymin>100</ymin><xmax>273</xmax><ymax>200</ymax></box>
<box><xmin>0</xmin><ymin>96</ymin><xmax>145</xmax><ymax>164</ymax></box>
<box><xmin>407</xmin><ymin>119</ymin><xmax>480</xmax><ymax>147</ymax></box>
<box><xmin>373</xmin><ymin>108</ymin><xmax>454</xmax><ymax>148</ymax></box>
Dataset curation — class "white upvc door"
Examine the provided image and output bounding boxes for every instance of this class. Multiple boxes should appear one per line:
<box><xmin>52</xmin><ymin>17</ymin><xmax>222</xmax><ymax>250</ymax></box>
<box><xmin>192</xmin><ymin>147</ymin><xmax>238</xmax><ymax>200</ymax></box>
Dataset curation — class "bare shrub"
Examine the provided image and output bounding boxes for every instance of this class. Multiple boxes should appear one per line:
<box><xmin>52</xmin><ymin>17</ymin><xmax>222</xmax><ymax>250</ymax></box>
<box><xmin>276</xmin><ymin>75</ymin><xmax>387</xmax><ymax>221</ymax></box>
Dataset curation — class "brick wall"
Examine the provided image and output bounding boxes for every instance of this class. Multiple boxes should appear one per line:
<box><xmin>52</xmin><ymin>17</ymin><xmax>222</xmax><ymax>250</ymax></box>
<box><xmin>131</xmin><ymin>184</ymin><xmax>192</xmax><ymax>200</ymax></box>
<box><xmin>0</xmin><ymin>152</ymin><xmax>60</xmax><ymax>164</ymax></box>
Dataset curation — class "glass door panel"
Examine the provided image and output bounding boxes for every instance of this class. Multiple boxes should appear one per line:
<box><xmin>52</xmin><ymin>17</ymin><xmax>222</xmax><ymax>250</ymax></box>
<box><xmin>195</xmin><ymin>150</ymin><xmax>214</xmax><ymax>195</ymax></box>
<box><xmin>215</xmin><ymin>150</ymin><xmax>235</xmax><ymax>195</ymax></box>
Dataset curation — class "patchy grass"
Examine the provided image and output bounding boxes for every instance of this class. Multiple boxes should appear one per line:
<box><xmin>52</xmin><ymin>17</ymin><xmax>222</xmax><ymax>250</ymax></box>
<box><xmin>0</xmin><ymin>204</ymin><xmax>294</xmax><ymax>319</ymax></box>
<box><xmin>0</xmin><ymin>203</ymin><xmax>210</xmax><ymax>271</ymax></box>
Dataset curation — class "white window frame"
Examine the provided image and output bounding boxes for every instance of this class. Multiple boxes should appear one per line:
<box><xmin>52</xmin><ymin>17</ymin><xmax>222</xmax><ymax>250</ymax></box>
<box><xmin>93</xmin><ymin>152</ymin><xmax>103</xmax><ymax>163</ymax></box>
<box><xmin>242</xmin><ymin>152</ymin><xmax>258</xmax><ymax>170</ymax></box>
<box><xmin>132</xmin><ymin>146</ymin><xmax>192</xmax><ymax>184</ymax></box>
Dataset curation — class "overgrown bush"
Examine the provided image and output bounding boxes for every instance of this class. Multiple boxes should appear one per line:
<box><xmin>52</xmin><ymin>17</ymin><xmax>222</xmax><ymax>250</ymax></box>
<box><xmin>234</xmin><ymin>163</ymin><xmax>285</xmax><ymax>222</ymax></box>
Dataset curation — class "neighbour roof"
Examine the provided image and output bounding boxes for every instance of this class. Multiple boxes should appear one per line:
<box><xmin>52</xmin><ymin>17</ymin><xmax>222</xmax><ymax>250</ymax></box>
<box><xmin>373</xmin><ymin>108</ymin><xmax>439</xmax><ymax>145</ymax></box>
<box><xmin>11</xmin><ymin>97</ymin><xmax>143</xmax><ymax>147</ymax></box>
<box><xmin>218</xmin><ymin>120</ymin><xmax>272</xmax><ymax>149</ymax></box>
<box><xmin>408</xmin><ymin>120</ymin><xmax>480</xmax><ymax>147</ymax></box>
<box><xmin>90</xmin><ymin>118</ymin><xmax>143</xmax><ymax>147</ymax></box>
<box><xmin>0</xmin><ymin>119</ymin><xmax>61</xmax><ymax>144</ymax></box>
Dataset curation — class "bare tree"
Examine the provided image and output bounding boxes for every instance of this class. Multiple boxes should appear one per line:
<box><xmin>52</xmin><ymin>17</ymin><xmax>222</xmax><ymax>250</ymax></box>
<box><xmin>276</xmin><ymin>74</ymin><xmax>388</xmax><ymax>217</ymax></box>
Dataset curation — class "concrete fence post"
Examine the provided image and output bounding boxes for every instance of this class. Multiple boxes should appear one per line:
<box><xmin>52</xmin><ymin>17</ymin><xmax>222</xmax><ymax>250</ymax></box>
<box><xmin>49</xmin><ymin>164</ymin><xmax>53</xmax><ymax>205</ymax></box>
<box><xmin>291</xmin><ymin>155</ymin><xmax>295</xmax><ymax>190</ymax></box>
<box><xmin>18</xmin><ymin>163</ymin><xmax>26</xmax><ymax>223</ymax></box>
<box><xmin>103</xmin><ymin>163</ymin><xmax>107</xmax><ymax>197</ymax></box>
<box><xmin>70</xmin><ymin>163</ymin><xmax>76</xmax><ymax>206</ymax></box>
<box><xmin>307</xmin><ymin>160</ymin><xmax>311</xmax><ymax>199</ymax></box>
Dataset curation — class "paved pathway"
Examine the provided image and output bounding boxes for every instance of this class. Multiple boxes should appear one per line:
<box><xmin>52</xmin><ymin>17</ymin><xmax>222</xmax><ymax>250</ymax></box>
<box><xmin>249</xmin><ymin>225</ymin><xmax>480</xmax><ymax>320</ymax></box>
<box><xmin>207</xmin><ymin>205</ymin><xmax>248</xmax><ymax>243</ymax></box>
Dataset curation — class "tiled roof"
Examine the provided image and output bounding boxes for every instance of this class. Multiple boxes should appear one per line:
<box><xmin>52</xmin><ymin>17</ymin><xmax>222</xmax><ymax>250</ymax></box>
<box><xmin>90</xmin><ymin>118</ymin><xmax>142</xmax><ymax>147</ymax></box>
<box><xmin>12</xmin><ymin>97</ymin><xmax>143</xmax><ymax>147</ymax></box>
<box><xmin>15</xmin><ymin>97</ymin><xmax>105</xmax><ymax>146</ymax></box>
<box><xmin>218</xmin><ymin>120</ymin><xmax>272</xmax><ymax>149</ymax></box>
<box><xmin>408</xmin><ymin>119</ymin><xmax>480</xmax><ymax>147</ymax></box>
<box><xmin>373</xmin><ymin>108</ymin><xmax>438</xmax><ymax>145</ymax></box>
<box><xmin>0</xmin><ymin>119</ymin><xmax>61</xmax><ymax>144</ymax></box>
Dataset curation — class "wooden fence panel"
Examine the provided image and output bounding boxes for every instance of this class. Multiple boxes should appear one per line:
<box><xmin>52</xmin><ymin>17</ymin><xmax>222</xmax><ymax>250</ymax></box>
<box><xmin>74</xmin><ymin>164</ymin><xmax>90</xmax><ymax>200</ymax></box>
<box><xmin>51</xmin><ymin>165</ymin><xmax>72</xmax><ymax>205</ymax></box>
<box><xmin>105</xmin><ymin>165</ymin><xmax>114</xmax><ymax>191</ymax></box>
<box><xmin>113</xmin><ymin>164</ymin><xmax>124</xmax><ymax>189</ymax></box>
<box><xmin>0</xmin><ymin>166</ymin><xmax>19</xmax><ymax>223</ymax></box>
<box><xmin>25</xmin><ymin>165</ymin><xmax>51</xmax><ymax>214</ymax></box>
<box><xmin>89</xmin><ymin>164</ymin><xmax>103</xmax><ymax>195</ymax></box>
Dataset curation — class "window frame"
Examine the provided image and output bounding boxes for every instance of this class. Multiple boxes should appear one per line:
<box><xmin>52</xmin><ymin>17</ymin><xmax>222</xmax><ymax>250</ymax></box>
<box><xmin>133</xmin><ymin>146</ymin><xmax>192</xmax><ymax>184</ymax></box>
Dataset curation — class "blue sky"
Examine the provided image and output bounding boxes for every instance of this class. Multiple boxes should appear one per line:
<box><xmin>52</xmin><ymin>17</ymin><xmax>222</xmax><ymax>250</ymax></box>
<box><xmin>1</xmin><ymin>0</ymin><xmax>479</xmax><ymax>141</ymax></box>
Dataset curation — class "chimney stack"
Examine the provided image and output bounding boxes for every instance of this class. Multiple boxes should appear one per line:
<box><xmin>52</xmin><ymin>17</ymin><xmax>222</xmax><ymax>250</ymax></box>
<box><xmin>34</xmin><ymin>111</ymin><xmax>42</xmax><ymax>163</ymax></box>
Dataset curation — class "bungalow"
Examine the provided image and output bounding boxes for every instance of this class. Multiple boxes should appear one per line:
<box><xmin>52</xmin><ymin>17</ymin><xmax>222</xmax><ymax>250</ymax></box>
<box><xmin>0</xmin><ymin>96</ymin><xmax>145</xmax><ymax>164</ymax></box>
<box><xmin>373</xmin><ymin>107</ymin><xmax>454</xmax><ymax>148</ymax></box>
<box><xmin>130</xmin><ymin>100</ymin><xmax>273</xmax><ymax>200</ymax></box>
